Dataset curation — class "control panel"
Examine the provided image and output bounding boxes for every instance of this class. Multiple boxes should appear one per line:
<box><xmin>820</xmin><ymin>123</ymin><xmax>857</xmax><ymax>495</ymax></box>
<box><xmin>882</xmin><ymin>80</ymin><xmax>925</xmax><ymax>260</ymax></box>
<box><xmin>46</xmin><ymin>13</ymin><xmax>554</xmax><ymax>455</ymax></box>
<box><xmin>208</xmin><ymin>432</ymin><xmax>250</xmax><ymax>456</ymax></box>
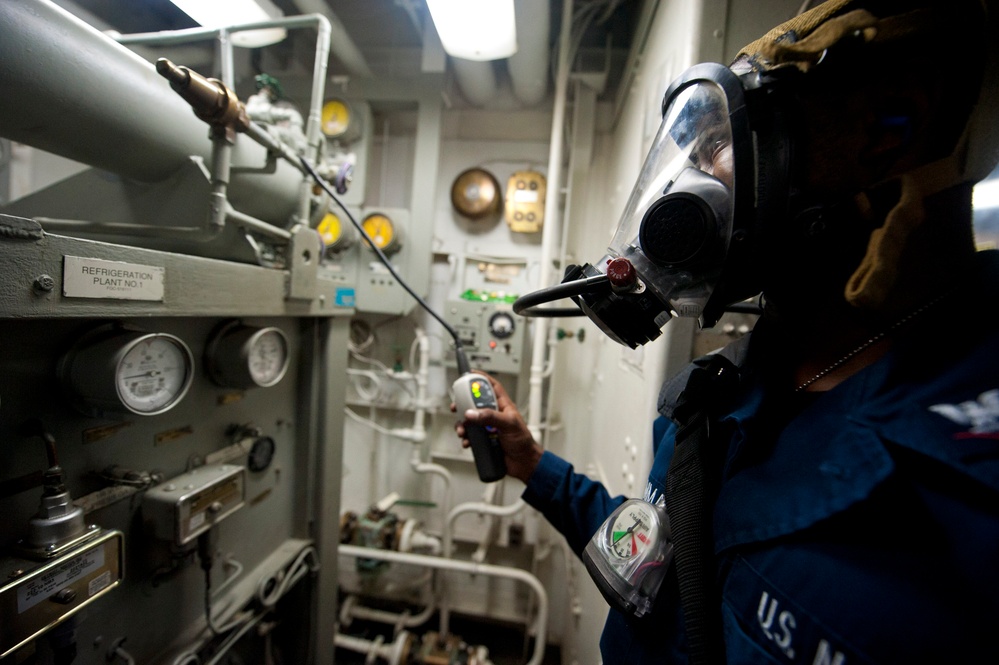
<box><xmin>443</xmin><ymin>299</ymin><xmax>528</xmax><ymax>375</ymax></box>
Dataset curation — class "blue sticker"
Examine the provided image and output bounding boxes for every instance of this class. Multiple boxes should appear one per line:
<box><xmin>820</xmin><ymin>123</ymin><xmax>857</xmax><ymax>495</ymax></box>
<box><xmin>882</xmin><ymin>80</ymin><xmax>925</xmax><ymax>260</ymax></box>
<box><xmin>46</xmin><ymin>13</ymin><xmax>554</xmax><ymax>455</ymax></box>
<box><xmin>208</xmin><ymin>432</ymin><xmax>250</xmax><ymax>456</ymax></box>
<box><xmin>335</xmin><ymin>288</ymin><xmax>356</xmax><ymax>307</ymax></box>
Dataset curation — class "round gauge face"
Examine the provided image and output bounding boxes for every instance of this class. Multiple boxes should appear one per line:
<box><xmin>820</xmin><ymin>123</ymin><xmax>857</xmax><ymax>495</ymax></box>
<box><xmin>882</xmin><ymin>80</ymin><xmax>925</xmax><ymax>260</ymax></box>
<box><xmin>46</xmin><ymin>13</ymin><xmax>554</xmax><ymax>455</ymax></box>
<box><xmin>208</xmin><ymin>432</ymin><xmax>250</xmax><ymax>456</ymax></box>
<box><xmin>321</xmin><ymin>99</ymin><xmax>351</xmax><ymax>138</ymax></box>
<box><xmin>247</xmin><ymin>328</ymin><xmax>289</xmax><ymax>387</ymax></box>
<box><xmin>361</xmin><ymin>213</ymin><xmax>395</xmax><ymax>251</ymax></box>
<box><xmin>609</xmin><ymin>503</ymin><xmax>656</xmax><ymax>560</ymax></box>
<box><xmin>248</xmin><ymin>436</ymin><xmax>276</xmax><ymax>472</ymax></box>
<box><xmin>115</xmin><ymin>334</ymin><xmax>193</xmax><ymax>415</ymax></box>
<box><xmin>318</xmin><ymin>212</ymin><xmax>343</xmax><ymax>248</ymax></box>
<box><xmin>489</xmin><ymin>312</ymin><xmax>516</xmax><ymax>339</ymax></box>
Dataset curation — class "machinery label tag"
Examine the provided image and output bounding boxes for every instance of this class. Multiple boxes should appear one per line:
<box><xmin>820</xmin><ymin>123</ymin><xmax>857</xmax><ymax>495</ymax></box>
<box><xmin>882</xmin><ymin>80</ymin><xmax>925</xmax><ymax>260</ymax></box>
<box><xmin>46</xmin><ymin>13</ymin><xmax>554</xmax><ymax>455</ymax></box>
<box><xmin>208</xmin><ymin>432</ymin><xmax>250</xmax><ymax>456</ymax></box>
<box><xmin>63</xmin><ymin>256</ymin><xmax>165</xmax><ymax>301</ymax></box>
<box><xmin>16</xmin><ymin>547</ymin><xmax>105</xmax><ymax>613</ymax></box>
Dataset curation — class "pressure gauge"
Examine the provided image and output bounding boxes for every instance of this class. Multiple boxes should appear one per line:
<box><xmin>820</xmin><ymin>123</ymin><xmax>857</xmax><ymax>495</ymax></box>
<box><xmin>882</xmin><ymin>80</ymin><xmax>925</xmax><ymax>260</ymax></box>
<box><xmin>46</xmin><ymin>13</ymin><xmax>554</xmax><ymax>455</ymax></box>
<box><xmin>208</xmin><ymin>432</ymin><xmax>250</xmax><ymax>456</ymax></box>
<box><xmin>581</xmin><ymin>499</ymin><xmax>674</xmax><ymax>618</ymax></box>
<box><xmin>205</xmin><ymin>322</ymin><xmax>290</xmax><ymax>389</ymax></box>
<box><xmin>360</xmin><ymin>212</ymin><xmax>401</xmax><ymax>254</ymax></box>
<box><xmin>488</xmin><ymin>311</ymin><xmax>516</xmax><ymax>339</ymax></box>
<box><xmin>609</xmin><ymin>502</ymin><xmax>656</xmax><ymax>559</ymax></box>
<box><xmin>59</xmin><ymin>327</ymin><xmax>195</xmax><ymax>416</ymax></box>
<box><xmin>317</xmin><ymin>210</ymin><xmax>356</xmax><ymax>254</ymax></box>
<box><xmin>248</xmin><ymin>436</ymin><xmax>276</xmax><ymax>472</ymax></box>
<box><xmin>320</xmin><ymin>97</ymin><xmax>363</xmax><ymax>144</ymax></box>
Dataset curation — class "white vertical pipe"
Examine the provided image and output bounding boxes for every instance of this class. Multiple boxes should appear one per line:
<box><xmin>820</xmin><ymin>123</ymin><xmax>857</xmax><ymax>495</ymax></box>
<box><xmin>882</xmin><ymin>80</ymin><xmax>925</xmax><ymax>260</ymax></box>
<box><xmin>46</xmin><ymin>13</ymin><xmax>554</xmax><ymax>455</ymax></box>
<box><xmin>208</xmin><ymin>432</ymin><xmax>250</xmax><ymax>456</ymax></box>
<box><xmin>527</xmin><ymin>0</ymin><xmax>574</xmax><ymax>442</ymax></box>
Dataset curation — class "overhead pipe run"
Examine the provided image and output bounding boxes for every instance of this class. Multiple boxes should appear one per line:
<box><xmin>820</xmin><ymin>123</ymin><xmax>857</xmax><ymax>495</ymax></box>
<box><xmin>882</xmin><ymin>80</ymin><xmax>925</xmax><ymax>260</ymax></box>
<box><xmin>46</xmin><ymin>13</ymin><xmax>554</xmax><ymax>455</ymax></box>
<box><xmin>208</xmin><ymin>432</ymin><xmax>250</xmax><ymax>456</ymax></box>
<box><xmin>290</xmin><ymin>0</ymin><xmax>373</xmax><ymax>77</ymax></box>
<box><xmin>507</xmin><ymin>0</ymin><xmax>551</xmax><ymax>106</ymax></box>
<box><xmin>451</xmin><ymin>59</ymin><xmax>500</xmax><ymax>106</ymax></box>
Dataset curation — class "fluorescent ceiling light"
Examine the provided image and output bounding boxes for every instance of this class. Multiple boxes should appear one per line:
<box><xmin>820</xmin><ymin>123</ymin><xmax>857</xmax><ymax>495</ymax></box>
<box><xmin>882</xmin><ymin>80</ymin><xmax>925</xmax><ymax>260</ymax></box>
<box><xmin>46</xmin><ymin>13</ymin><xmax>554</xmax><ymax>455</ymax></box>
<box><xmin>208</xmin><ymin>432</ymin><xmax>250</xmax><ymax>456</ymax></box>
<box><xmin>169</xmin><ymin>0</ymin><xmax>287</xmax><ymax>48</ymax></box>
<box><xmin>426</xmin><ymin>0</ymin><xmax>517</xmax><ymax>61</ymax></box>
<box><xmin>974</xmin><ymin>177</ymin><xmax>999</xmax><ymax>210</ymax></box>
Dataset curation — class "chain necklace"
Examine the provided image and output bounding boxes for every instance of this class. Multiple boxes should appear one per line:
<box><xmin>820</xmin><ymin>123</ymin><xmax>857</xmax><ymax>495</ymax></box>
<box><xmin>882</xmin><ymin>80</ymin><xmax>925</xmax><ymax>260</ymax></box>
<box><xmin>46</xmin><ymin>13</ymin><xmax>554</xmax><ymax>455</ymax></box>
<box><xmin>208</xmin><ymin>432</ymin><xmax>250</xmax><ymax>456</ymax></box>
<box><xmin>794</xmin><ymin>294</ymin><xmax>947</xmax><ymax>393</ymax></box>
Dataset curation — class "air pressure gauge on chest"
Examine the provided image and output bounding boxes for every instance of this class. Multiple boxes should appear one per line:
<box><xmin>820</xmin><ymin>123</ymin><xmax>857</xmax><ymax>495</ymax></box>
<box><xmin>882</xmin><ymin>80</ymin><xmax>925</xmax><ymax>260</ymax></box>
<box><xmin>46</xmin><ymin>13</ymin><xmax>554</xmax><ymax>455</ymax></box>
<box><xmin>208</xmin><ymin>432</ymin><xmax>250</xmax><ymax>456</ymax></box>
<box><xmin>581</xmin><ymin>498</ymin><xmax>674</xmax><ymax>619</ymax></box>
<box><xmin>205</xmin><ymin>322</ymin><xmax>290</xmax><ymax>389</ymax></box>
<box><xmin>59</xmin><ymin>326</ymin><xmax>195</xmax><ymax>416</ymax></box>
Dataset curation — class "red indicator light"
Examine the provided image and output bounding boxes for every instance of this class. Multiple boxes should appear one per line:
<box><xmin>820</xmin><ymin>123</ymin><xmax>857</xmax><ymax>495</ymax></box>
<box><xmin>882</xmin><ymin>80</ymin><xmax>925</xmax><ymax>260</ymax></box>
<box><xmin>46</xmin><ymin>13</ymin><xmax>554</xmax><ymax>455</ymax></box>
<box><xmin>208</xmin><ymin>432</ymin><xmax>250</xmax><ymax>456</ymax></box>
<box><xmin>489</xmin><ymin>340</ymin><xmax>497</xmax><ymax>349</ymax></box>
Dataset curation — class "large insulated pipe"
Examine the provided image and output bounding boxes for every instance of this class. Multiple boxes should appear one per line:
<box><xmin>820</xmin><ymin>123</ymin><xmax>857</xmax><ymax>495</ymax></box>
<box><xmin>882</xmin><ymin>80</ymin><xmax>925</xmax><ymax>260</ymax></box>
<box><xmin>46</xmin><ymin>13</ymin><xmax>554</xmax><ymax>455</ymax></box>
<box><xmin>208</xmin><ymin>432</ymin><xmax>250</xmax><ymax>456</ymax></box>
<box><xmin>507</xmin><ymin>0</ymin><xmax>550</xmax><ymax>106</ymax></box>
<box><xmin>0</xmin><ymin>0</ymin><xmax>302</xmax><ymax>223</ymax></box>
<box><xmin>451</xmin><ymin>59</ymin><xmax>499</xmax><ymax>106</ymax></box>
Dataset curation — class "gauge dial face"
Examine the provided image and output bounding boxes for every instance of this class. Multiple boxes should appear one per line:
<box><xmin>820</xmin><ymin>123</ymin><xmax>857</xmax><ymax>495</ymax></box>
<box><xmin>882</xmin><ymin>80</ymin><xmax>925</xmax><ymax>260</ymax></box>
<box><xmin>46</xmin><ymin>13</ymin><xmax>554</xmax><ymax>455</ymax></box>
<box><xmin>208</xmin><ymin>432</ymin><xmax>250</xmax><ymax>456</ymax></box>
<box><xmin>321</xmin><ymin>99</ymin><xmax>351</xmax><ymax>138</ymax></box>
<box><xmin>489</xmin><ymin>312</ymin><xmax>516</xmax><ymax>339</ymax></box>
<box><xmin>247</xmin><ymin>328</ymin><xmax>289</xmax><ymax>387</ymax></box>
<box><xmin>318</xmin><ymin>212</ymin><xmax>343</xmax><ymax>249</ymax></box>
<box><xmin>609</xmin><ymin>503</ymin><xmax>655</xmax><ymax>560</ymax></box>
<box><xmin>115</xmin><ymin>334</ymin><xmax>193</xmax><ymax>415</ymax></box>
<box><xmin>361</xmin><ymin>213</ymin><xmax>396</xmax><ymax>251</ymax></box>
<box><xmin>248</xmin><ymin>436</ymin><xmax>276</xmax><ymax>472</ymax></box>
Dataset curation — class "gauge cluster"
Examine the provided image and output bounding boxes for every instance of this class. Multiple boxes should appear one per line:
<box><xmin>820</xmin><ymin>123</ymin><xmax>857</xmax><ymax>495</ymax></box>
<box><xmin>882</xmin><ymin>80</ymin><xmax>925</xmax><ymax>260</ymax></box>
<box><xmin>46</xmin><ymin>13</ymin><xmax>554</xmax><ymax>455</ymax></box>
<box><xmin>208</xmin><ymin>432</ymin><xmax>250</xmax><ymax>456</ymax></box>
<box><xmin>59</xmin><ymin>320</ymin><xmax>293</xmax><ymax>417</ymax></box>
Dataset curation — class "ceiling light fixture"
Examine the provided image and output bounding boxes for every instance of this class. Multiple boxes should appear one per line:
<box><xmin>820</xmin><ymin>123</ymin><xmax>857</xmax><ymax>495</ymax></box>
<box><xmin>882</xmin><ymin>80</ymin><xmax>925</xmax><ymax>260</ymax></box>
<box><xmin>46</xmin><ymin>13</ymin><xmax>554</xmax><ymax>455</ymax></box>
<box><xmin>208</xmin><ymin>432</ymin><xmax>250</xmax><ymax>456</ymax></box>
<box><xmin>425</xmin><ymin>0</ymin><xmax>517</xmax><ymax>61</ymax></box>
<box><xmin>169</xmin><ymin>0</ymin><xmax>287</xmax><ymax>48</ymax></box>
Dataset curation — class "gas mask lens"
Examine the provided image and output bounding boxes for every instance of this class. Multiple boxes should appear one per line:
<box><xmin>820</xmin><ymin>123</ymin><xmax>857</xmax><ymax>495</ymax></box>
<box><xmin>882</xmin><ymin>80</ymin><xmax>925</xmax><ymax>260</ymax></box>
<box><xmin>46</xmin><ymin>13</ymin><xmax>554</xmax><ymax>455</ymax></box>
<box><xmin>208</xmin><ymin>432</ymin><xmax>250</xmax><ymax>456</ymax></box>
<box><xmin>609</xmin><ymin>81</ymin><xmax>736</xmax><ymax>317</ymax></box>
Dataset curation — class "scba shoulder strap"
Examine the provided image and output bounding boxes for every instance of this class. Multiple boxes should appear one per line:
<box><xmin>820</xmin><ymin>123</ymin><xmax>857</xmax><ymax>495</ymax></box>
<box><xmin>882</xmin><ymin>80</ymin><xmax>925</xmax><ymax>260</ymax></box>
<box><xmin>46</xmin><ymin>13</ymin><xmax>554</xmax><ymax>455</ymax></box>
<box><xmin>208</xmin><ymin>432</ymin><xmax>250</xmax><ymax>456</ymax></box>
<box><xmin>666</xmin><ymin>353</ymin><xmax>740</xmax><ymax>665</ymax></box>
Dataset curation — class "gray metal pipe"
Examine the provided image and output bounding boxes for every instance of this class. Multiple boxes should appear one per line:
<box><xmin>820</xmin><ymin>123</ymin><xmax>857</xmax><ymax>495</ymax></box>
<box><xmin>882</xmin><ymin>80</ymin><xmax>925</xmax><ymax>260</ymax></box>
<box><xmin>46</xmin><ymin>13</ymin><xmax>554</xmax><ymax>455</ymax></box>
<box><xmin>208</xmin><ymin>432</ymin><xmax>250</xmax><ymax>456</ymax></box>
<box><xmin>0</xmin><ymin>0</ymin><xmax>303</xmax><ymax>224</ymax></box>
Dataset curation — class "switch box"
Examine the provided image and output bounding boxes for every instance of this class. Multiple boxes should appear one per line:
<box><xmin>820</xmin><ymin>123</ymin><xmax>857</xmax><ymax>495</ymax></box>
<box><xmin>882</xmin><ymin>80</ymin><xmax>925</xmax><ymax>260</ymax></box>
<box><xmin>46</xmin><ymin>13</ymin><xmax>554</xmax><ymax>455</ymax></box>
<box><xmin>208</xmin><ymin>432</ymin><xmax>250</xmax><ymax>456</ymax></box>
<box><xmin>142</xmin><ymin>464</ymin><xmax>245</xmax><ymax>546</ymax></box>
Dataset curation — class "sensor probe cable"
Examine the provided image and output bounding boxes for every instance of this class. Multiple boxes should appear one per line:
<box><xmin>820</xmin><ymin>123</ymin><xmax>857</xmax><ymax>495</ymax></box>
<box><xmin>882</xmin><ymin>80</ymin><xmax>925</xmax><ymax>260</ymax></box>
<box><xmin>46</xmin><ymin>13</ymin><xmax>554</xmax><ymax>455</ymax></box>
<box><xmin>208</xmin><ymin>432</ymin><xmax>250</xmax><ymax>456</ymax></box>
<box><xmin>300</xmin><ymin>157</ymin><xmax>474</xmax><ymax>374</ymax></box>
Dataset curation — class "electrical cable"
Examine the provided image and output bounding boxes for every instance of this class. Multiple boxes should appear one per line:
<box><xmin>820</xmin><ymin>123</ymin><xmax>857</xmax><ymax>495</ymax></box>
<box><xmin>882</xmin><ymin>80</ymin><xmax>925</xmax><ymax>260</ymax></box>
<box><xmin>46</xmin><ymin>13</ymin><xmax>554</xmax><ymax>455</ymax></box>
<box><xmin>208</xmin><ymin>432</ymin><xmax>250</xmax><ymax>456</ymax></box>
<box><xmin>300</xmin><ymin>157</ymin><xmax>474</xmax><ymax>375</ymax></box>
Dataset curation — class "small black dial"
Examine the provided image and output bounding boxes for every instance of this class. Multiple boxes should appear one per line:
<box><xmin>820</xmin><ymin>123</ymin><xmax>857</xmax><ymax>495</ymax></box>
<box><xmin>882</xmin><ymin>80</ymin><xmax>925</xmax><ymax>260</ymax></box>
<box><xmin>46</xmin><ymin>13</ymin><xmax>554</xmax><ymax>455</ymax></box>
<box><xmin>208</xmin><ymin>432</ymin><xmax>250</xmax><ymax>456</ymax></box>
<box><xmin>248</xmin><ymin>436</ymin><xmax>276</xmax><ymax>472</ymax></box>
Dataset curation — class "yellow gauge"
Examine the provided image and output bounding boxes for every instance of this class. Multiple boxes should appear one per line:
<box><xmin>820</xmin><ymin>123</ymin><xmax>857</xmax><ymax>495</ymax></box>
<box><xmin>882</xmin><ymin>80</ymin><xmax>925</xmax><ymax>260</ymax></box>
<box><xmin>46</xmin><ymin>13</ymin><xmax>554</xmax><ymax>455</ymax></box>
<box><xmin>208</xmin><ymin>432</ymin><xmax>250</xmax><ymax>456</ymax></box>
<box><xmin>319</xmin><ymin>98</ymin><xmax>360</xmax><ymax>143</ymax></box>
<box><xmin>361</xmin><ymin>213</ymin><xmax>401</xmax><ymax>254</ymax></box>
<box><xmin>318</xmin><ymin>210</ymin><xmax>357</xmax><ymax>254</ymax></box>
<box><xmin>318</xmin><ymin>212</ymin><xmax>342</xmax><ymax>245</ymax></box>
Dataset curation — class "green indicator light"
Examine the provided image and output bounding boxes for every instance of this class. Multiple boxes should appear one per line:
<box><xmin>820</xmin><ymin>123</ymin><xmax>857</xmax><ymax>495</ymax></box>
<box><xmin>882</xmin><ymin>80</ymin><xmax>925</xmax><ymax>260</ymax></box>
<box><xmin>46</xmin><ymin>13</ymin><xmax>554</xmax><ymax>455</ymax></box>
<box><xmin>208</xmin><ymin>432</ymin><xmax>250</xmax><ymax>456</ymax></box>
<box><xmin>471</xmin><ymin>382</ymin><xmax>482</xmax><ymax>398</ymax></box>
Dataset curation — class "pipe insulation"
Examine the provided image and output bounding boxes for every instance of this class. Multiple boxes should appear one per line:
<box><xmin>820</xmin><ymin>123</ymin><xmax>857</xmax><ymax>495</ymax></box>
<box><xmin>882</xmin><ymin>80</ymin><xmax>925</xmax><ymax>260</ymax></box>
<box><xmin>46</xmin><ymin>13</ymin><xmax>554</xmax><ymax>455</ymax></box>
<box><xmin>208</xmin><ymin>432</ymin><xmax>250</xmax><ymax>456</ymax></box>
<box><xmin>507</xmin><ymin>0</ymin><xmax>551</xmax><ymax>106</ymax></box>
<box><xmin>0</xmin><ymin>0</ymin><xmax>303</xmax><ymax>223</ymax></box>
<box><xmin>451</xmin><ymin>59</ymin><xmax>499</xmax><ymax>106</ymax></box>
<box><xmin>290</xmin><ymin>0</ymin><xmax>373</xmax><ymax>78</ymax></box>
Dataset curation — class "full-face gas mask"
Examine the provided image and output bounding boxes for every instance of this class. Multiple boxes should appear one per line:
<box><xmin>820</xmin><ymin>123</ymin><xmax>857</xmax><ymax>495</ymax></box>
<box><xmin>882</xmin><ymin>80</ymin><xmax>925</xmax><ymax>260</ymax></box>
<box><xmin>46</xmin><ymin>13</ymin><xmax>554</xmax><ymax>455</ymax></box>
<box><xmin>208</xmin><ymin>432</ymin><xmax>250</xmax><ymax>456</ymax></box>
<box><xmin>514</xmin><ymin>0</ymin><xmax>998</xmax><ymax>347</ymax></box>
<box><xmin>514</xmin><ymin>62</ymin><xmax>790</xmax><ymax>347</ymax></box>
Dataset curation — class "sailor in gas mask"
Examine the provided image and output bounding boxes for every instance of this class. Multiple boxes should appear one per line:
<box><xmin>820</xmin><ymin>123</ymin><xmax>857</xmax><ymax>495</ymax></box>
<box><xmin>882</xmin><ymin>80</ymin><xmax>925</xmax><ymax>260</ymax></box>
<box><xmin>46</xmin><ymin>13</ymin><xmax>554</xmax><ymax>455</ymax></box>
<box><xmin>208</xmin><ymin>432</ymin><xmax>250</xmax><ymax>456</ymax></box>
<box><xmin>456</xmin><ymin>0</ymin><xmax>999</xmax><ymax>663</ymax></box>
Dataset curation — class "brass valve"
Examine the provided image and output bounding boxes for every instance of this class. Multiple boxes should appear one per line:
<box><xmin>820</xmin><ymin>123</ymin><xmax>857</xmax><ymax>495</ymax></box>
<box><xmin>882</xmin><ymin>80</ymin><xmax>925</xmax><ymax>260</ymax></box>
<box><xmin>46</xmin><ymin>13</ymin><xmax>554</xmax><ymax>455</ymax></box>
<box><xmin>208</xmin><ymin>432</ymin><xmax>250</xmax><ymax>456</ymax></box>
<box><xmin>156</xmin><ymin>58</ymin><xmax>250</xmax><ymax>135</ymax></box>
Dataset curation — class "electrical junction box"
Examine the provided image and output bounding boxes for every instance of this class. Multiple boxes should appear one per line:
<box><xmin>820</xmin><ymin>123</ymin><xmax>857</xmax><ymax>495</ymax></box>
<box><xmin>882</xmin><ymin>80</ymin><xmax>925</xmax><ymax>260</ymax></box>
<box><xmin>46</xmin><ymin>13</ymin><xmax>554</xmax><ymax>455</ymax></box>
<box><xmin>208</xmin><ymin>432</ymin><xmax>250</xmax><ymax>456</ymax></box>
<box><xmin>443</xmin><ymin>299</ymin><xmax>529</xmax><ymax>375</ymax></box>
<box><xmin>0</xmin><ymin>529</ymin><xmax>124</xmax><ymax>659</ymax></box>
<box><xmin>142</xmin><ymin>464</ymin><xmax>246</xmax><ymax>546</ymax></box>
<box><xmin>353</xmin><ymin>207</ymin><xmax>422</xmax><ymax>315</ymax></box>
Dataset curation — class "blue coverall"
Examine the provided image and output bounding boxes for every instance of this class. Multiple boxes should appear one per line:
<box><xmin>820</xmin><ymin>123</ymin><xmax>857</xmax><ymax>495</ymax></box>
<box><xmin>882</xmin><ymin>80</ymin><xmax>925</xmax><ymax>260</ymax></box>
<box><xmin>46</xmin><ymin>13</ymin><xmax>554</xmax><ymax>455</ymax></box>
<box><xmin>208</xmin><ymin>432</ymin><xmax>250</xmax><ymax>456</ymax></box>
<box><xmin>522</xmin><ymin>250</ymin><xmax>999</xmax><ymax>663</ymax></box>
